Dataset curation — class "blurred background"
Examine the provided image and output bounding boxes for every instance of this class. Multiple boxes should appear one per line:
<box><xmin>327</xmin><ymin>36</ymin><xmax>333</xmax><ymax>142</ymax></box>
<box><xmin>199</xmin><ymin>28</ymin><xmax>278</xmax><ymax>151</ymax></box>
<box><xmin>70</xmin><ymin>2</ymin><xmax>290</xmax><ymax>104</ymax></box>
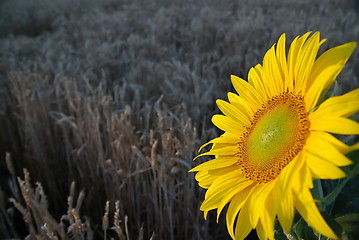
<box><xmin>0</xmin><ymin>0</ymin><xmax>358</xmax><ymax>239</ymax></box>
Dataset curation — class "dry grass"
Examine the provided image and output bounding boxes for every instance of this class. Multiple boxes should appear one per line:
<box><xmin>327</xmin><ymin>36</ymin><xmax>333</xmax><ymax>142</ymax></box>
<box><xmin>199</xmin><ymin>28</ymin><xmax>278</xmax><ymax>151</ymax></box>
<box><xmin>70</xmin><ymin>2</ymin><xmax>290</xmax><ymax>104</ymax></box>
<box><xmin>0</xmin><ymin>0</ymin><xmax>358</xmax><ymax>239</ymax></box>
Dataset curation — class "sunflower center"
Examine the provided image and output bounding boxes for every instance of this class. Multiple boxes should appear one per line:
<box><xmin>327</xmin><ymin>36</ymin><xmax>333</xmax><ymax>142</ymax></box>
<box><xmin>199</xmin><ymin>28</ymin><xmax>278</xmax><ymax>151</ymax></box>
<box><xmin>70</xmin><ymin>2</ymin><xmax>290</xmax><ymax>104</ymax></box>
<box><xmin>238</xmin><ymin>92</ymin><xmax>310</xmax><ymax>183</ymax></box>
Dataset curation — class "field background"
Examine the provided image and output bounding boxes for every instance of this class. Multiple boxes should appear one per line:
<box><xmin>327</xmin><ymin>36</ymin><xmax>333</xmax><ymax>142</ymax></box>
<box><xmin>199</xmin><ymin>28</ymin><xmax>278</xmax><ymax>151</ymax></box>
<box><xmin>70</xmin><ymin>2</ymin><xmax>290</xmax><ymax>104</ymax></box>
<box><xmin>0</xmin><ymin>0</ymin><xmax>359</xmax><ymax>239</ymax></box>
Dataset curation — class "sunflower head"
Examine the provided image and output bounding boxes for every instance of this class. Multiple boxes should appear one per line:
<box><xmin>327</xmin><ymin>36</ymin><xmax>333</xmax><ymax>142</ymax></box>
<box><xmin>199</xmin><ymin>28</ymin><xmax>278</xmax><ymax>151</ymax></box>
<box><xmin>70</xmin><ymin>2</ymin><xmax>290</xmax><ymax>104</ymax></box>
<box><xmin>190</xmin><ymin>32</ymin><xmax>358</xmax><ymax>240</ymax></box>
<box><xmin>238</xmin><ymin>92</ymin><xmax>310</xmax><ymax>183</ymax></box>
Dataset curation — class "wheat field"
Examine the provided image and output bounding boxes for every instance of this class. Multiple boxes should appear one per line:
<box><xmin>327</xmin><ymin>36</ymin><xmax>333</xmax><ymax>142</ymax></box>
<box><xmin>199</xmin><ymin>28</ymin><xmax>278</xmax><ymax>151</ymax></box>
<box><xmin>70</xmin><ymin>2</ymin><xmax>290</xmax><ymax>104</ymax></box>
<box><xmin>0</xmin><ymin>0</ymin><xmax>358</xmax><ymax>239</ymax></box>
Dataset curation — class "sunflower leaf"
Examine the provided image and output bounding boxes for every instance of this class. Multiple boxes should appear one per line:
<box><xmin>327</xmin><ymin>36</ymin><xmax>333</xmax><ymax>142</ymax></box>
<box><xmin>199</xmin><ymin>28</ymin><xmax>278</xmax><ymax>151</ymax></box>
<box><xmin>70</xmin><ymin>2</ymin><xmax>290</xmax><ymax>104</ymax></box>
<box><xmin>293</xmin><ymin>218</ymin><xmax>317</xmax><ymax>240</ymax></box>
<box><xmin>321</xmin><ymin>177</ymin><xmax>351</xmax><ymax>208</ymax></box>
<box><xmin>321</xmin><ymin>212</ymin><xmax>343</xmax><ymax>239</ymax></box>
<box><xmin>335</xmin><ymin>213</ymin><xmax>359</xmax><ymax>238</ymax></box>
<box><xmin>315</xmin><ymin>80</ymin><xmax>337</xmax><ymax>108</ymax></box>
<box><xmin>274</xmin><ymin>219</ymin><xmax>297</xmax><ymax>240</ymax></box>
<box><xmin>347</xmin><ymin>149</ymin><xmax>359</xmax><ymax>175</ymax></box>
<box><xmin>320</xmin><ymin>149</ymin><xmax>359</xmax><ymax>208</ymax></box>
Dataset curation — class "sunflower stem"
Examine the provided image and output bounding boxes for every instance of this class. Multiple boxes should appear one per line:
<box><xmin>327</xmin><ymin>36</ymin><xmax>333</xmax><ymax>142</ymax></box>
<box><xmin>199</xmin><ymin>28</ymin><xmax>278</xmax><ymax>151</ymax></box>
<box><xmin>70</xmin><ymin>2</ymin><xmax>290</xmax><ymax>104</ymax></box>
<box><xmin>312</xmin><ymin>180</ymin><xmax>325</xmax><ymax>211</ymax></box>
<box><xmin>321</xmin><ymin>175</ymin><xmax>352</xmax><ymax>208</ymax></box>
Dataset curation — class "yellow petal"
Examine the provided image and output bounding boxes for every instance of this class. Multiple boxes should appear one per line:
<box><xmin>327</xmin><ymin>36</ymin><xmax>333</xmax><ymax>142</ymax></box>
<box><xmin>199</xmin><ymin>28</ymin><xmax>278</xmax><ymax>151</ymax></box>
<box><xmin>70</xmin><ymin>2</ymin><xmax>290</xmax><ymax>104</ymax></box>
<box><xmin>275</xmin><ymin>155</ymin><xmax>305</xmax><ymax>233</ymax></box>
<box><xmin>195</xmin><ymin>166</ymin><xmax>234</xmax><ymax>188</ymax></box>
<box><xmin>231</xmin><ymin>75</ymin><xmax>263</xmax><ymax>111</ymax></box>
<box><xmin>216</xmin><ymin>99</ymin><xmax>251</xmax><ymax>126</ymax></box>
<box><xmin>227</xmin><ymin>92</ymin><xmax>254</xmax><ymax>118</ymax></box>
<box><xmin>226</xmin><ymin>187</ymin><xmax>253</xmax><ymax>239</ymax></box>
<box><xmin>308</xmin><ymin>42</ymin><xmax>357</xmax><ymax>90</ymax></box>
<box><xmin>310</xmin><ymin>131</ymin><xmax>359</xmax><ymax>154</ymax></box>
<box><xmin>203</xmin><ymin>210</ymin><xmax>208</xmax><ymax>220</ymax></box>
<box><xmin>197</xmin><ymin>133</ymin><xmax>240</xmax><ymax>153</ymax></box>
<box><xmin>201</xmin><ymin>169</ymin><xmax>243</xmax><ymax>211</ymax></box>
<box><xmin>260</xmin><ymin>193</ymin><xmax>276</xmax><ymax>240</ymax></box>
<box><xmin>195</xmin><ymin>171</ymin><xmax>212</xmax><ymax>189</ymax></box>
<box><xmin>194</xmin><ymin>144</ymin><xmax>238</xmax><ymax>159</ymax></box>
<box><xmin>256</xmin><ymin>222</ymin><xmax>266</xmax><ymax>240</ymax></box>
<box><xmin>234</xmin><ymin>199</ymin><xmax>253</xmax><ymax>240</ymax></box>
<box><xmin>293</xmin><ymin>187</ymin><xmax>337</xmax><ymax>239</ymax></box>
<box><xmin>252</xmin><ymin>64</ymin><xmax>276</xmax><ymax>98</ymax></box>
<box><xmin>304</xmin><ymin>132</ymin><xmax>352</xmax><ymax>166</ymax></box>
<box><xmin>287</xmin><ymin>32</ymin><xmax>312</xmax><ymax>94</ymax></box>
<box><xmin>248</xmin><ymin>181</ymin><xmax>276</xmax><ymax>228</ymax></box>
<box><xmin>294</xmin><ymin>32</ymin><xmax>323</xmax><ymax>92</ymax></box>
<box><xmin>305</xmin><ymin>65</ymin><xmax>343</xmax><ymax>111</ymax></box>
<box><xmin>216</xmin><ymin>179</ymin><xmax>254</xmax><ymax>222</ymax></box>
<box><xmin>277</xmin><ymin>193</ymin><xmax>294</xmax><ymax>233</ymax></box>
<box><xmin>221</xmin><ymin>132</ymin><xmax>243</xmax><ymax>142</ymax></box>
<box><xmin>195</xmin><ymin>171</ymin><xmax>213</xmax><ymax>189</ymax></box>
<box><xmin>277</xmin><ymin>152</ymin><xmax>305</xmax><ymax>196</ymax></box>
<box><xmin>310</xmin><ymin>115</ymin><xmax>359</xmax><ymax>134</ymax></box>
<box><xmin>305</xmin><ymin>152</ymin><xmax>346</xmax><ymax>179</ymax></box>
<box><xmin>248</xmin><ymin>65</ymin><xmax>269</xmax><ymax>101</ymax></box>
<box><xmin>189</xmin><ymin>156</ymin><xmax>237</xmax><ymax>172</ymax></box>
<box><xmin>312</xmin><ymin>88</ymin><xmax>359</xmax><ymax>118</ymax></box>
<box><xmin>297</xmin><ymin>164</ymin><xmax>313</xmax><ymax>191</ymax></box>
<box><xmin>262</xmin><ymin>45</ymin><xmax>284</xmax><ymax>94</ymax></box>
<box><xmin>204</xmin><ymin>169</ymin><xmax>242</xmax><ymax>196</ymax></box>
<box><xmin>212</xmin><ymin>114</ymin><xmax>246</xmax><ymax>135</ymax></box>
<box><xmin>276</xmin><ymin>33</ymin><xmax>289</xmax><ymax>91</ymax></box>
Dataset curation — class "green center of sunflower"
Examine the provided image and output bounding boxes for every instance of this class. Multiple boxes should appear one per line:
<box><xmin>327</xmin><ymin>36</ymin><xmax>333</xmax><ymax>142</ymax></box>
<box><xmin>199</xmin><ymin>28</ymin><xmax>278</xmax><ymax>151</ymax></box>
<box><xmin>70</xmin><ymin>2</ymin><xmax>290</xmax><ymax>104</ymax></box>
<box><xmin>238</xmin><ymin>92</ymin><xmax>310</xmax><ymax>183</ymax></box>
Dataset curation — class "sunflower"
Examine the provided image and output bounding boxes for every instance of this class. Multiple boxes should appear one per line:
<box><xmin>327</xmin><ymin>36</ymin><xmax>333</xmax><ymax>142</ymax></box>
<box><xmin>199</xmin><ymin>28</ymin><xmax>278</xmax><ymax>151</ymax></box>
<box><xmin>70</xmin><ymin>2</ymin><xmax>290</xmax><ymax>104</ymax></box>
<box><xmin>190</xmin><ymin>32</ymin><xmax>359</xmax><ymax>240</ymax></box>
